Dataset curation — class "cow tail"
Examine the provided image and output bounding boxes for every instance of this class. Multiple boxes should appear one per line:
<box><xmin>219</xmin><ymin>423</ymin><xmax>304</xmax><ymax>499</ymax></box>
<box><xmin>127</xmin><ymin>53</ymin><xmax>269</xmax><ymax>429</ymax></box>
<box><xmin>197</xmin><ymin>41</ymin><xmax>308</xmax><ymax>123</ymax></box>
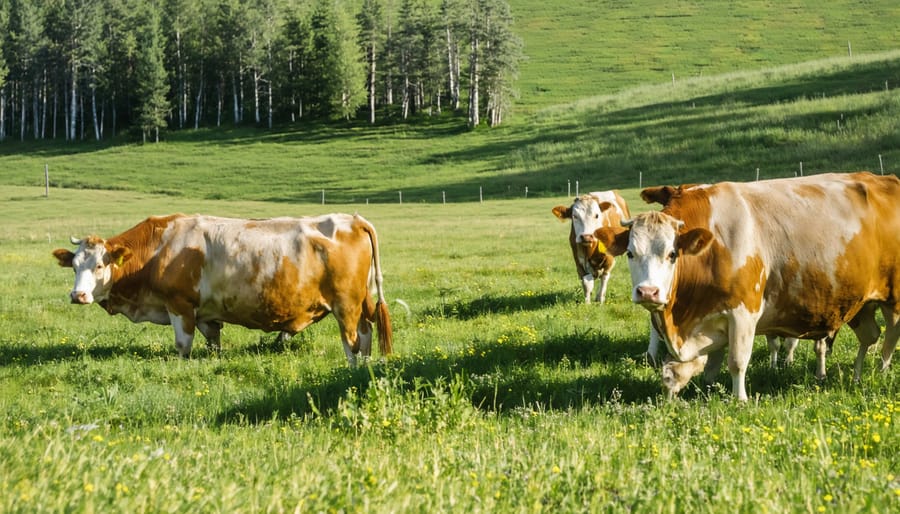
<box><xmin>362</xmin><ymin>217</ymin><xmax>394</xmax><ymax>356</ymax></box>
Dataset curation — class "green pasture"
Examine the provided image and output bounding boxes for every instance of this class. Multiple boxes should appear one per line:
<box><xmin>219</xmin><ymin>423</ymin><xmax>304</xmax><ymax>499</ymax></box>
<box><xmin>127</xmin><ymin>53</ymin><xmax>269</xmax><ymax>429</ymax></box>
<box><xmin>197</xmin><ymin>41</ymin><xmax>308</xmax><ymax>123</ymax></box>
<box><xmin>0</xmin><ymin>186</ymin><xmax>897</xmax><ymax>512</ymax></box>
<box><xmin>513</xmin><ymin>0</ymin><xmax>900</xmax><ymax>112</ymax></box>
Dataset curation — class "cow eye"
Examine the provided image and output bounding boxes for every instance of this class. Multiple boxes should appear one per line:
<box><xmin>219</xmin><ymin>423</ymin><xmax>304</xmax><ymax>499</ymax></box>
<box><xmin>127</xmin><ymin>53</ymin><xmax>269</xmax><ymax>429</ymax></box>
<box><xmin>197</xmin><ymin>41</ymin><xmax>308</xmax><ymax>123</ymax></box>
<box><xmin>668</xmin><ymin>251</ymin><xmax>677</xmax><ymax>262</ymax></box>
<box><xmin>626</xmin><ymin>251</ymin><xmax>634</xmax><ymax>259</ymax></box>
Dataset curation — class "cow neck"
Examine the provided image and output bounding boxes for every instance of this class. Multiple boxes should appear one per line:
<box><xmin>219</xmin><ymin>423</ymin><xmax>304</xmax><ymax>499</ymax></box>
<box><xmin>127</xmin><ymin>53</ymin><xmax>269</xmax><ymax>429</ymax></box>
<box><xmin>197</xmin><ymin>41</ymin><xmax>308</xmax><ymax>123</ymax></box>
<box><xmin>104</xmin><ymin>215</ymin><xmax>178</xmax><ymax>313</ymax></box>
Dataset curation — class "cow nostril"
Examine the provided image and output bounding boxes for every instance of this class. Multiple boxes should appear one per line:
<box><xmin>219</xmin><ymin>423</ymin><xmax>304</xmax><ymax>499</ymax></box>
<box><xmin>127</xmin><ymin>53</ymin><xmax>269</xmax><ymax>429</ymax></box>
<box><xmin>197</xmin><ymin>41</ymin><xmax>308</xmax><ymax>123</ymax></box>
<box><xmin>636</xmin><ymin>286</ymin><xmax>660</xmax><ymax>301</ymax></box>
<box><xmin>581</xmin><ymin>233</ymin><xmax>595</xmax><ymax>243</ymax></box>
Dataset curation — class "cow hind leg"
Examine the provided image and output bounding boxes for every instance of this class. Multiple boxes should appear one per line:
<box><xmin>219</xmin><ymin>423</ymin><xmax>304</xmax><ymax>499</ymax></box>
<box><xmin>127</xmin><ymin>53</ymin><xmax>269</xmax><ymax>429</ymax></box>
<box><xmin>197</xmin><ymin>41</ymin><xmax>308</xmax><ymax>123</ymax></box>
<box><xmin>782</xmin><ymin>337</ymin><xmax>799</xmax><ymax>365</ymax></box>
<box><xmin>849</xmin><ymin>304</ymin><xmax>880</xmax><ymax>381</ymax></box>
<box><xmin>334</xmin><ymin>303</ymin><xmax>365</xmax><ymax>366</ymax></box>
<box><xmin>814</xmin><ymin>338</ymin><xmax>828</xmax><ymax>380</ymax></box>
<box><xmin>879</xmin><ymin>304</ymin><xmax>900</xmax><ymax>372</ymax></box>
<box><xmin>766</xmin><ymin>335</ymin><xmax>780</xmax><ymax>368</ymax></box>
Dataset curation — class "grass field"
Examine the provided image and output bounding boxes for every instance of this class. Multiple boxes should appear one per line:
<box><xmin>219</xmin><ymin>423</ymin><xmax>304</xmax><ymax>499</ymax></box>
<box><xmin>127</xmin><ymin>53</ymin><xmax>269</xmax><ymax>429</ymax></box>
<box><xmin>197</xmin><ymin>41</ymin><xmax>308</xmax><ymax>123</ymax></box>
<box><xmin>512</xmin><ymin>0</ymin><xmax>900</xmax><ymax>111</ymax></box>
<box><xmin>0</xmin><ymin>186</ymin><xmax>897</xmax><ymax>512</ymax></box>
<box><xmin>1</xmin><ymin>1</ymin><xmax>899</xmax><ymax>511</ymax></box>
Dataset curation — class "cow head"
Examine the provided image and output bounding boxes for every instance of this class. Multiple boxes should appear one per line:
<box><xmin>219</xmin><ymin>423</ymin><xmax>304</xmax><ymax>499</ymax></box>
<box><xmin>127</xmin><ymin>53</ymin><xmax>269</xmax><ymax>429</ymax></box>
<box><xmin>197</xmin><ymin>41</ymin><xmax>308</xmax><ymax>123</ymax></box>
<box><xmin>52</xmin><ymin>236</ymin><xmax>132</xmax><ymax>304</ymax></box>
<box><xmin>552</xmin><ymin>195</ymin><xmax>620</xmax><ymax>247</ymax></box>
<box><xmin>596</xmin><ymin>211</ymin><xmax>713</xmax><ymax>310</ymax></box>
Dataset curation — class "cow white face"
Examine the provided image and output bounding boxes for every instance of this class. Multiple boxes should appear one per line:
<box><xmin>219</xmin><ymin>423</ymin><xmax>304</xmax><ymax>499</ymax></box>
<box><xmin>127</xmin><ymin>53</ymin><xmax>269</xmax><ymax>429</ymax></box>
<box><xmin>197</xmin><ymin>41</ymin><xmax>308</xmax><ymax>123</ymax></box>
<box><xmin>53</xmin><ymin>237</ymin><xmax>130</xmax><ymax>305</ymax></box>
<box><xmin>554</xmin><ymin>195</ymin><xmax>616</xmax><ymax>246</ymax></box>
<box><xmin>623</xmin><ymin>212</ymin><xmax>713</xmax><ymax>310</ymax></box>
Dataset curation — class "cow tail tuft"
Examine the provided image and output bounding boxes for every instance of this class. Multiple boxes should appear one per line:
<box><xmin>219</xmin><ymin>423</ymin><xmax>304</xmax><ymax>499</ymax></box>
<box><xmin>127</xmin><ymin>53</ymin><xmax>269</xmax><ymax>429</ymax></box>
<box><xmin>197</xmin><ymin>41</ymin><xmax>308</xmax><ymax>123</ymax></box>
<box><xmin>376</xmin><ymin>300</ymin><xmax>393</xmax><ymax>355</ymax></box>
<box><xmin>361</xmin><ymin>216</ymin><xmax>394</xmax><ymax>356</ymax></box>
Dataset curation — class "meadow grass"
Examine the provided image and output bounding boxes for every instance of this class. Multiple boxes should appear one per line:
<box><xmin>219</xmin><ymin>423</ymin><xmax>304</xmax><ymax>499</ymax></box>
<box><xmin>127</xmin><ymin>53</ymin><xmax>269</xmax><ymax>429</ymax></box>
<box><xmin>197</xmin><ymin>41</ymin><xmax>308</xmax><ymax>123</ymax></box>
<box><xmin>0</xmin><ymin>186</ymin><xmax>897</xmax><ymax>512</ymax></box>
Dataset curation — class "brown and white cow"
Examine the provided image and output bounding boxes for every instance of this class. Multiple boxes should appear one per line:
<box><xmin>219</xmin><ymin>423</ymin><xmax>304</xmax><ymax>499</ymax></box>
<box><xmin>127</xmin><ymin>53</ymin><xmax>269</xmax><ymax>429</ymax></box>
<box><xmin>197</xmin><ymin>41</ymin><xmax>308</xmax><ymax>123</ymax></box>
<box><xmin>596</xmin><ymin>172</ymin><xmax>900</xmax><ymax>400</ymax></box>
<box><xmin>52</xmin><ymin>213</ymin><xmax>393</xmax><ymax>364</ymax></box>
<box><xmin>552</xmin><ymin>191</ymin><xmax>631</xmax><ymax>304</ymax></box>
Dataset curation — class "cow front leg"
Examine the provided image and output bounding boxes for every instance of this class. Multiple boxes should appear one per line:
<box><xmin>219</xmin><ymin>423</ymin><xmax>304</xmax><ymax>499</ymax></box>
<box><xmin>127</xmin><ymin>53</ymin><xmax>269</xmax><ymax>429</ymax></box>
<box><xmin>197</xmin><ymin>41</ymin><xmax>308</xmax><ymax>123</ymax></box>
<box><xmin>198</xmin><ymin>321</ymin><xmax>222</xmax><ymax>353</ymax></box>
<box><xmin>703</xmin><ymin>347</ymin><xmax>726</xmax><ymax>385</ymax></box>
<box><xmin>727</xmin><ymin>319</ymin><xmax>756</xmax><ymax>401</ymax></box>
<box><xmin>594</xmin><ymin>270</ymin><xmax>610</xmax><ymax>304</ymax></box>
<box><xmin>581</xmin><ymin>273</ymin><xmax>595</xmax><ymax>304</ymax></box>
<box><xmin>647</xmin><ymin>321</ymin><xmax>662</xmax><ymax>367</ymax></box>
<box><xmin>168</xmin><ymin>311</ymin><xmax>197</xmax><ymax>358</ymax></box>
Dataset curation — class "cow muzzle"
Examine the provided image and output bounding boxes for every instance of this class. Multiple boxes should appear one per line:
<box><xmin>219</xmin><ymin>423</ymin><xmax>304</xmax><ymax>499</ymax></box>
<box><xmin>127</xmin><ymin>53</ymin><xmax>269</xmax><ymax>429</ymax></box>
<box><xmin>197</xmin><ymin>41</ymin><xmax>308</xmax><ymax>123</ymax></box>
<box><xmin>578</xmin><ymin>233</ymin><xmax>595</xmax><ymax>245</ymax></box>
<box><xmin>70</xmin><ymin>291</ymin><xmax>93</xmax><ymax>305</ymax></box>
<box><xmin>634</xmin><ymin>285</ymin><xmax>665</xmax><ymax>309</ymax></box>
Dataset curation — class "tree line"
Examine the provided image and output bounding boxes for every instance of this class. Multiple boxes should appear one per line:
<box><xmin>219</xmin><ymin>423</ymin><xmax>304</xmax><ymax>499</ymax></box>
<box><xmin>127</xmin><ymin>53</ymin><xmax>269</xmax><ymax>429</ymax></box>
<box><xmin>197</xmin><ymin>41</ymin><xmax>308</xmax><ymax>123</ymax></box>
<box><xmin>0</xmin><ymin>0</ymin><xmax>523</xmax><ymax>143</ymax></box>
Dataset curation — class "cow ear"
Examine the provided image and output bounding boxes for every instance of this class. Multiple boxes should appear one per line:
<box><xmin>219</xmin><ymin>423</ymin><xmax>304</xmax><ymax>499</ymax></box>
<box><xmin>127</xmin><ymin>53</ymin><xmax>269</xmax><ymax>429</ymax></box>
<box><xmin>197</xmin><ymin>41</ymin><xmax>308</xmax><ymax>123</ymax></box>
<box><xmin>594</xmin><ymin>226</ymin><xmax>630</xmax><ymax>256</ymax></box>
<box><xmin>551</xmin><ymin>205</ymin><xmax>572</xmax><ymax>221</ymax></box>
<box><xmin>52</xmin><ymin>249</ymin><xmax>75</xmax><ymax>268</ymax></box>
<box><xmin>108</xmin><ymin>245</ymin><xmax>133</xmax><ymax>267</ymax></box>
<box><xmin>677</xmin><ymin>228</ymin><xmax>714</xmax><ymax>256</ymax></box>
<box><xmin>641</xmin><ymin>186</ymin><xmax>677</xmax><ymax>206</ymax></box>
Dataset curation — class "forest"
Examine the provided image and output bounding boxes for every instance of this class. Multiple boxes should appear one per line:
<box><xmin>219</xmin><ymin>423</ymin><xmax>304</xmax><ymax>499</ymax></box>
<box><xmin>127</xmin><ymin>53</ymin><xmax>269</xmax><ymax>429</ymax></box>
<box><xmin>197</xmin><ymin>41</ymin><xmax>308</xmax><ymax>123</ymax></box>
<box><xmin>0</xmin><ymin>0</ymin><xmax>522</xmax><ymax>143</ymax></box>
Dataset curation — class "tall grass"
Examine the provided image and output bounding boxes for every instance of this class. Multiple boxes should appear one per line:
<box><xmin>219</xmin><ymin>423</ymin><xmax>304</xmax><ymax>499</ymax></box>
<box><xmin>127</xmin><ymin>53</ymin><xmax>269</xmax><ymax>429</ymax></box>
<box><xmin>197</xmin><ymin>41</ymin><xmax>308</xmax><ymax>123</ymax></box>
<box><xmin>0</xmin><ymin>187</ymin><xmax>897</xmax><ymax>512</ymax></box>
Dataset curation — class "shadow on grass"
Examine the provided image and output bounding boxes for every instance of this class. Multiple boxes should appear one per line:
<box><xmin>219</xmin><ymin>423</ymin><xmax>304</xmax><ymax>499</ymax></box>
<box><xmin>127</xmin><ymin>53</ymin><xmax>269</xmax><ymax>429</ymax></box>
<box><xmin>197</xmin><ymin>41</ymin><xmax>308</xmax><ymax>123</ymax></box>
<box><xmin>215</xmin><ymin>328</ymin><xmax>662</xmax><ymax>425</ymax></box>
<box><xmin>423</xmin><ymin>291</ymin><xmax>569</xmax><ymax>320</ymax></box>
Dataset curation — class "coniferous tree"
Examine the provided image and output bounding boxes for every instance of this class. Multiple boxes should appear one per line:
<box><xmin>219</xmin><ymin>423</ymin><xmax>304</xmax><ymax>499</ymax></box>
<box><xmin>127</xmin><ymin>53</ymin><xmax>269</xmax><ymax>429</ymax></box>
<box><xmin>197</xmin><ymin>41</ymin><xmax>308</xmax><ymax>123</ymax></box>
<box><xmin>357</xmin><ymin>0</ymin><xmax>383</xmax><ymax>124</ymax></box>
<box><xmin>480</xmin><ymin>0</ymin><xmax>520</xmax><ymax>126</ymax></box>
<box><xmin>136</xmin><ymin>2</ymin><xmax>170</xmax><ymax>142</ymax></box>
<box><xmin>333</xmin><ymin>3</ymin><xmax>364</xmax><ymax>120</ymax></box>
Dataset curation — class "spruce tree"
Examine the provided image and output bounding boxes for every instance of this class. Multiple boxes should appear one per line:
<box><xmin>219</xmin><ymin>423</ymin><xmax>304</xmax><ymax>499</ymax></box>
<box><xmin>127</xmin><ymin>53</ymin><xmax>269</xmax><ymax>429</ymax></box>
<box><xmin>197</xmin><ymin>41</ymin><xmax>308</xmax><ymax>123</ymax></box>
<box><xmin>136</xmin><ymin>2</ymin><xmax>170</xmax><ymax>142</ymax></box>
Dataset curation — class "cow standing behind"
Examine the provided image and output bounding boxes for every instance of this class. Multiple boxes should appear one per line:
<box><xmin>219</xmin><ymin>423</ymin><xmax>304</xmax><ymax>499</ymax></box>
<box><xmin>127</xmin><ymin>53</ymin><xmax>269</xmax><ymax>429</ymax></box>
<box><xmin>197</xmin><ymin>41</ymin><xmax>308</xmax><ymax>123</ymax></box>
<box><xmin>52</xmin><ymin>213</ymin><xmax>393</xmax><ymax>364</ymax></box>
<box><xmin>552</xmin><ymin>191</ymin><xmax>630</xmax><ymax>304</ymax></box>
<box><xmin>596</xmin><ymin>172</ymin><xmax>900</xmax><ymax>400</ymax></box>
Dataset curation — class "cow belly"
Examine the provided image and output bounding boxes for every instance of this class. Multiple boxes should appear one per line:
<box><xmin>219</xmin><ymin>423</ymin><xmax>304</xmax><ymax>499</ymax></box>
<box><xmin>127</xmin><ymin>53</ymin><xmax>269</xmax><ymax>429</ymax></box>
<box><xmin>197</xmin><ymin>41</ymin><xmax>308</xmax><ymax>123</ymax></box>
<box><xmin>196</xmin><ymin>290</ymin><xmax>331</xmax><ymax>333</ymax></box>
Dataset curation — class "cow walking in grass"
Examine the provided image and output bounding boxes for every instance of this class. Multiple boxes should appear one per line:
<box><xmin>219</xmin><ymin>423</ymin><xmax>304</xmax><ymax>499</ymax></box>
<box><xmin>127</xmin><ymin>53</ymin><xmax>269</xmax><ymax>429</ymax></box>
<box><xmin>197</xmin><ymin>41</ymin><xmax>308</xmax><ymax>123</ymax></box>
<box><xmin>597</xmin><ymin>173</ymin><xmax>900</xmax><ymax>400</ymax></box>
<box><xmin>52</xmin><ymin>213</ymin><xmax>393</xmax><ymax>364</ymax></box>
<box><xmin>552</xmin><ymin>191</ymin><xmax>630</xmax><ymax>305</ymax></box>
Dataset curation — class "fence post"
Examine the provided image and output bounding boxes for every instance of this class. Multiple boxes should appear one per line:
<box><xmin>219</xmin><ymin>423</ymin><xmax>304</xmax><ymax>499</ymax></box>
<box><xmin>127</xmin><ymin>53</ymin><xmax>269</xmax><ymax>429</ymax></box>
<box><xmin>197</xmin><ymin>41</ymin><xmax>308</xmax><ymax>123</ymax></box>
<box><xmin>799</xmin><ymin>162</ymin><xmax>803</xmax><ymax>176</ymax></box>
<box><xmin>575</xmin><ymin>181</ymin><xmax>579</xmax><ymax>196</ymax></box>
<box><xmin>399</xmin><ymin>191</ymin><xmax>402</xmax><ymax>204</ymax></box>
<box><xmin>479</xmin><ymin>186</ymin><xmax>483</xmax><ymax>204</ymax></box>
<box><xmin>639</xmin><ymin>171</ymin><xmax>642</xmax><ymax>189</ymax></box>
<box><xmin>44</xmin><ymin>164</ymin><xmax>50</xmax><ymax>197</ymax></box>
<box><xmin>442</xmin><ymin>191</ymin><xmax>446</xmax><ymax>204</ymax></box>
<box><xmin>525</xmin><ymin>186</ymin><xmax>528</xmax><ymax>198</ymax></box>
<box><xmin>567</xmin><ymin>180</ymin><xmax>571</xmax><ymax>197</ymax></box>
<box><xmin>321</xmin><ymin>189</ymin><xmax>325</xmax><ymax>205</ymax></box>
<box><xmin>879</xmin><ymin>155</ymin><xmax>884</xmax><ymax>175</ymax></box>
<box><xmin>756</xmin><ymin>168</ymin><xmax>760</xmax><ymax>181</ymax></box>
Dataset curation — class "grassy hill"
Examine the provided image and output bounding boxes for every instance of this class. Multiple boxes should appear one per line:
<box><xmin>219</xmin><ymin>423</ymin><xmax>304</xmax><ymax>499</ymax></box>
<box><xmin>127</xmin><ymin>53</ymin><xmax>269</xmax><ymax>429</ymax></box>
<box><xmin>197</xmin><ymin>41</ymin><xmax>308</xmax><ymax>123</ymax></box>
<box><xmin>512</xmin><ymin>0</ymin><xmax>900</xmax><ymax>111</ymax></box>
